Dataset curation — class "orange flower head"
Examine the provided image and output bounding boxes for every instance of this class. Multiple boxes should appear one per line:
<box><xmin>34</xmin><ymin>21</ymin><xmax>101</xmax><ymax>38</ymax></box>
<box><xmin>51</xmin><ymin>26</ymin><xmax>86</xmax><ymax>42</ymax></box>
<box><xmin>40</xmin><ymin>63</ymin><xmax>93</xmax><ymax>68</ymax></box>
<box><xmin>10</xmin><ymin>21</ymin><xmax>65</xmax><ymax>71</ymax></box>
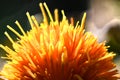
<box><xmin>0</xmin><ymin>2</ymin><xmax>120</xmax><ymax>80</ymax></box>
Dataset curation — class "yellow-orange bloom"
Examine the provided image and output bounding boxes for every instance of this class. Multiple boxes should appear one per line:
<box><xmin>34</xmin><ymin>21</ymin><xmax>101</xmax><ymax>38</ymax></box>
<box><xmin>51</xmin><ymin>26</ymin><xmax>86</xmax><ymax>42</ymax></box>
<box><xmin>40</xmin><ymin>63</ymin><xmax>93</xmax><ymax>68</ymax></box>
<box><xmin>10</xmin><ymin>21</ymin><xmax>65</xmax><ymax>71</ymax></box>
<box><xmin>0</xmin><ymin>3</ymin><xmax>120</xmax><ymax>80</ymax></box>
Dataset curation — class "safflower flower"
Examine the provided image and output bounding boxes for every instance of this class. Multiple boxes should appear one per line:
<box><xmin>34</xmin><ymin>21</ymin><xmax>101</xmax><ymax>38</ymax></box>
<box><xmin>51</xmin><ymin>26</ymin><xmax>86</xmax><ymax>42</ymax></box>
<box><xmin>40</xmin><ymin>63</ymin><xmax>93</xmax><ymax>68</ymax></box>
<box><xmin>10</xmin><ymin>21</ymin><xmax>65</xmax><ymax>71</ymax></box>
<box><xmin>0</xmin><ymin>2</ymin><xmax>120</xmax><ymax>80</ymax></box>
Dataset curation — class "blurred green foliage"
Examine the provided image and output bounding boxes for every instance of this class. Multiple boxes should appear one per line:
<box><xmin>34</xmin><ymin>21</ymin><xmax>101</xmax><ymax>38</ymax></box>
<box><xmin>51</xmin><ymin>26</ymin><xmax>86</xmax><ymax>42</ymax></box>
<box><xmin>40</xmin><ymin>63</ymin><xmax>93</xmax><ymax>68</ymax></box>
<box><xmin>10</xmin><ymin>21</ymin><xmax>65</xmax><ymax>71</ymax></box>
<box><xmin>107</xmin><ymin>26</ymin><xmax>120</xmax><ymax>54</ymax></box>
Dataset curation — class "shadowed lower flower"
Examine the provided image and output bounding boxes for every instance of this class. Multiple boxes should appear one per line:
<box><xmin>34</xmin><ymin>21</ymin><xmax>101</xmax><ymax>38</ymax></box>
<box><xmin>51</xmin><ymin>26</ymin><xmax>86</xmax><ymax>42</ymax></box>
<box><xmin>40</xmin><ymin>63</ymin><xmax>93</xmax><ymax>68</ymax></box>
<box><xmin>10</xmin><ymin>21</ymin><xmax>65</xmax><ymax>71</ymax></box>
<box><xmin>0</xmin><ymin>2</ymin><xmax>120</xmax><ymax>80</ymax></box>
